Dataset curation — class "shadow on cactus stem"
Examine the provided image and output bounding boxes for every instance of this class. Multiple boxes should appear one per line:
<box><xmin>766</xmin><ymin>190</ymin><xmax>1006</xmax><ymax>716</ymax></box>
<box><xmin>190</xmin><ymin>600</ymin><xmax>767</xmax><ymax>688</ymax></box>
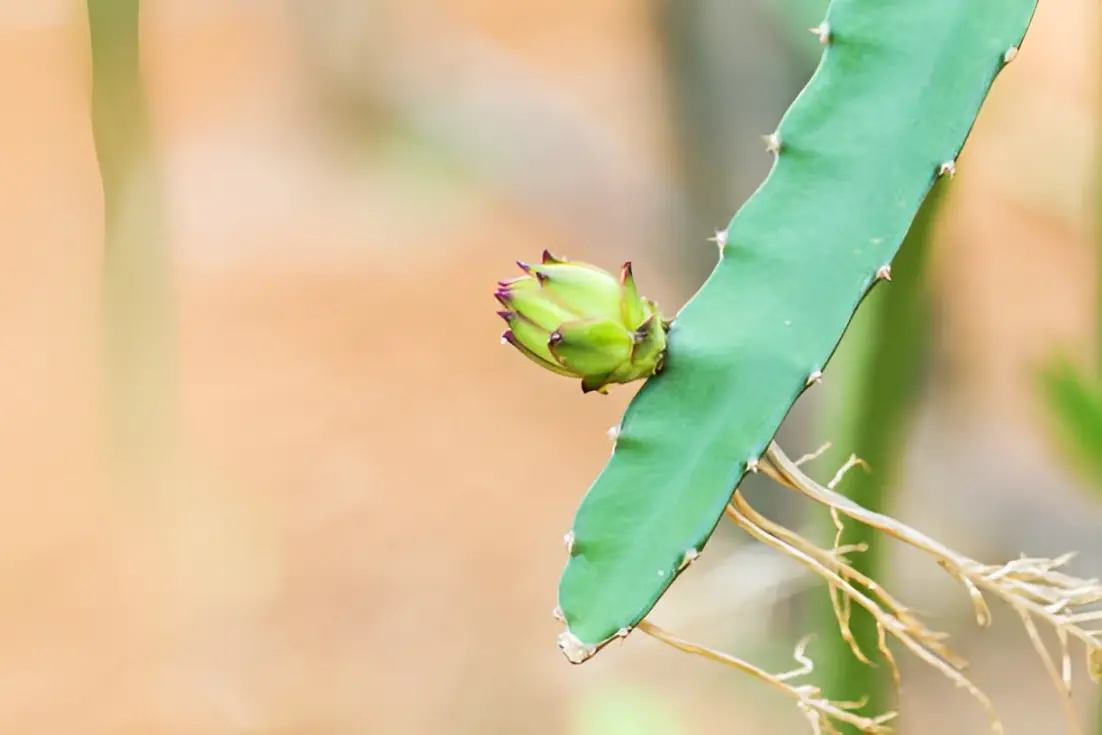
<box><xmin>638</xmin><ymin>443</ymin><xmax>1102</xmax><ymax>735</ymax></box>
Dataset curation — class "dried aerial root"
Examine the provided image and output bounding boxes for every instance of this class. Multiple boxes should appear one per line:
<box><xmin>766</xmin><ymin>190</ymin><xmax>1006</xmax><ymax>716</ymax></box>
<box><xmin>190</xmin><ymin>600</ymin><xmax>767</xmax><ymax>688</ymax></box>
<box><xmin>726</xmin><ymin>492</ymin><xmax>999</xmax><ymax>731</ymax></box>
<box><xmin>760</xmin><ymin>441</ymin><xmax>1102</xmax><ymax>734</ymax></box>
<box><xmin>597</xmin><ymin>441</ymin><xmax>1098</xmax><ymax>733</ymax></box>
<box><xmin>638</xmin><ymin>620</ymin><xmax>897</xmax><ymax>734</ymax></box>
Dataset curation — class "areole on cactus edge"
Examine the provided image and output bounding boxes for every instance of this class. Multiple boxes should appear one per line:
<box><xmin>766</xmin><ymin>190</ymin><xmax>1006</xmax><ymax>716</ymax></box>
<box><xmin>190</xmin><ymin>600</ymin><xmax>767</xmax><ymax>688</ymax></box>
<box><xmin>495</xmin><ymin>250</ymin><xmax>670</xmax><ymax>394</ymax></box>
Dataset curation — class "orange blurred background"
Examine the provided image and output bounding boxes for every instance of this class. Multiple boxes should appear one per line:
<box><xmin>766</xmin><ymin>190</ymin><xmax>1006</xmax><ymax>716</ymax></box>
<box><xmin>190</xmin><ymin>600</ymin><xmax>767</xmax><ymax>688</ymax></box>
<box><xmin>0</xmin><ymin>1</ymin><xmax>1099</xmax><ymax>733</ymax></box>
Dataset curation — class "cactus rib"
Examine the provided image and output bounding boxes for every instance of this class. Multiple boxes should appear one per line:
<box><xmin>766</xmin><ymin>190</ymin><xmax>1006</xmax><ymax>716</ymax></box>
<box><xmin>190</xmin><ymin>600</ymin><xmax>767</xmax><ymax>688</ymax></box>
<box><xmin>557</xmin><ymin>0</ymin><xmax>1039</xmax><ymax>657</ymax></box>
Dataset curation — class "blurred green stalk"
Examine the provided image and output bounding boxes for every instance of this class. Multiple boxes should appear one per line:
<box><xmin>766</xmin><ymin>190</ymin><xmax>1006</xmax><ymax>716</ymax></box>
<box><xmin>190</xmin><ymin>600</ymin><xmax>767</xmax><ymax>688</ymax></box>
<box><xmin>810</xmin><ymin>184</ymin><xmax>946</xmax><ymax>731</ymax></box>
<box><xmin>88</xmin><ymin>0</ymin><xmax>144</xmax><ymax>216</ymax></box>
<box><xmin>1091</xmin><ymin>22</ymin><xmax>1102</xmax><ymax>731</ymax></box>
<box><xmin>87</xmin><ymin>0</ymin><xmax>176</xmax><ymax>491</ymax></box>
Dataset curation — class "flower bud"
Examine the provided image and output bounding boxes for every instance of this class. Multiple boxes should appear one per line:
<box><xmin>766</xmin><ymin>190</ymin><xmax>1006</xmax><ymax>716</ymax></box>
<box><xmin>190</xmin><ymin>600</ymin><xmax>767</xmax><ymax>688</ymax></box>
<box><xmin>495</xmin><ymin>251</ymin><xmax>669</xmax><ymax>393</ymax></box>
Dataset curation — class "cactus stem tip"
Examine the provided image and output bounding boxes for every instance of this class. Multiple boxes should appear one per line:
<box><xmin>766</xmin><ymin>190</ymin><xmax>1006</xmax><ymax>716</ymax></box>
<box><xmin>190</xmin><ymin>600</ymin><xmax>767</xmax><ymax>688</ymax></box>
<box><xmin>938</xmin><ymin>160</ymin><xmax>957</xmax><ymax>178</ymax></box>
<box><xmin>876</xmin><ymin>265</ymin><xmax>892</xmax><ymax>282</ymax></box>
<box><xmin>809</xmin><ymin>22</ymin><xmax>831</xmax><ymax>45</ymax></box>
<box><xmin>557</xmin><ymin>630</ymin><xmax>598</xmax><ymax>664</ymax></box>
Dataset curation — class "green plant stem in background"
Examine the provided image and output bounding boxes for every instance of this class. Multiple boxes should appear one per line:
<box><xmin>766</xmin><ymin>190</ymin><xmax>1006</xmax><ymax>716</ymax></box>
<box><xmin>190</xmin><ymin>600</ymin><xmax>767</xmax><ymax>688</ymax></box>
<box><xmin>88</xmin><ymin>0</ymin><xmax>145</xmax><ymax>221</ymax></box>
<box><xmin>87</xmin><ymin>0</ymin><xmax>176</xmax><ymax>490</ymax></box>
<box><xmin>810</xmin><ymin>184</ymin><xmax>945</xmax><ymax>731</ymax></box>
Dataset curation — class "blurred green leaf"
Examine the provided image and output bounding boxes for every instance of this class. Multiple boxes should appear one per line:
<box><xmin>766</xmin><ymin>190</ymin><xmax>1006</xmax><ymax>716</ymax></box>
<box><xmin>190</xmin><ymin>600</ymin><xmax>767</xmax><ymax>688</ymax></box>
<box><xmin>571</xmin><ymin>684</ymin><xmax>685</xmax><ymax>735</ymax></box>
<box><xmin>1039</xmin><ymin>358</ymin><xmax>1102</xmax><ymax>494</ymax></box>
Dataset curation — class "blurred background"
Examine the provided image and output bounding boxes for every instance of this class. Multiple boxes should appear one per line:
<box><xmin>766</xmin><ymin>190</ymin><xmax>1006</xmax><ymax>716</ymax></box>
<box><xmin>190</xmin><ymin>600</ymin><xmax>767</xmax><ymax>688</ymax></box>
<box><xmin>1</xmin><ymin>0</ymin><xmax>1100</xmax><ymax>733</ymax></box>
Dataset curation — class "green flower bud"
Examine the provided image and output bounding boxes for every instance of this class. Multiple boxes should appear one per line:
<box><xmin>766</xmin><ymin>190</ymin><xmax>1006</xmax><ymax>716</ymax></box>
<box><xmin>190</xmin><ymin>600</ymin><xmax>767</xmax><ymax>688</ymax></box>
<box><xmin>495</xmin><ymin>250</ymin><xmax>669</xmax><ymax>394</ymax></box>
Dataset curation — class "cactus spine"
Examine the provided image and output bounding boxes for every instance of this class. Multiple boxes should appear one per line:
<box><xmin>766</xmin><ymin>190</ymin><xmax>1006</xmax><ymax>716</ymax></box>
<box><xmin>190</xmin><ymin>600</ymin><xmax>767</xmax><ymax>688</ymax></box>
<box><xmin>557</xmin><ymin>0</ymin><xmax>1039</xmax><ymax>659</ymax></box>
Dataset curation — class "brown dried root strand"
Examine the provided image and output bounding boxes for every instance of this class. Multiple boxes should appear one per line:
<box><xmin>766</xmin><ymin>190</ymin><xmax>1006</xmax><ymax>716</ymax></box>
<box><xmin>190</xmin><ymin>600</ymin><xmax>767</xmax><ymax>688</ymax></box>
<box><xmin>787</xmin><ymin>452</ymin><xmax>964</xmax><ymax>670</ymax></box>
<box><xmin>764</xmin><ymin>442</ymin><xmax>1102</xmax><ymax>734</ymax></box>
<box><xmin>727</xmin><ymin>493</ymin><xmax>1001</xmax><ymax>732</ymax></box>
<box><xmin>734</xmin><ymin>493</ymin><xmax>965</xmax><ymax>671</ymax></box>
<box><xmin>637</xmin><ymin>620</ymin><xmax>897</xmax><ymax>735</ymax></box>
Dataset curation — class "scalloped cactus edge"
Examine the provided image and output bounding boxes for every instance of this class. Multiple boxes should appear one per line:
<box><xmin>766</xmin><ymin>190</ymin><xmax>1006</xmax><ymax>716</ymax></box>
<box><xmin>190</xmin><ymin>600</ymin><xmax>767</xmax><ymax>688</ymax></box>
<box><xmin>555</xmin><ymin>0</ymin><xmax>1040</xmax><ymax>662</ymax></box>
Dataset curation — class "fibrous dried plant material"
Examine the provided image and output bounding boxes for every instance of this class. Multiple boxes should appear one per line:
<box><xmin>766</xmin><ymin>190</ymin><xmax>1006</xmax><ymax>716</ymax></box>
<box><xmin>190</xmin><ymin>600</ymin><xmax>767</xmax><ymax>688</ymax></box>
<box><xmin>764</xmin><ymin>442</ymin><xmax>1102</xmax><ymax>733</ymax></box>
<box><xmin>638</xmin><ymin>620</ymin><xmax>896</xmax><ymax>735</ymax></box>
<box><xmin>627</xmin><ymin>440</ymin><xmax>1099</xmax><ymax>734</ymax></box>
<box><xmin>726</xmin><ymin>493</ymin><xmax>1001</xmax><ymax>732</ymax></box>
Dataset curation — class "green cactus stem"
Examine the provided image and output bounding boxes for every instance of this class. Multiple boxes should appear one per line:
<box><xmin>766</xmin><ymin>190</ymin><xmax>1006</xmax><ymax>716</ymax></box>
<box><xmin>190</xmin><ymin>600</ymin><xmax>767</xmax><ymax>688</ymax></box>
<box><xmin>556</xmin><ymin>0</ymin><xmax>1039</xmax><ymax>661</ymax></box>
